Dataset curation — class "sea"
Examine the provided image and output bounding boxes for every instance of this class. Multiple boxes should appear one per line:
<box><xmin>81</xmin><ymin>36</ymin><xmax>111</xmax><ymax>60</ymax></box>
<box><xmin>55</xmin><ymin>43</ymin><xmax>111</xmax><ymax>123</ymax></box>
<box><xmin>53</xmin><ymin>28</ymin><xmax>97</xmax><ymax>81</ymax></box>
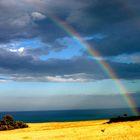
<box><xmin>0</xmin><ymin>108</ymin><xmax>139</xmax><ymax>123</ymax></box>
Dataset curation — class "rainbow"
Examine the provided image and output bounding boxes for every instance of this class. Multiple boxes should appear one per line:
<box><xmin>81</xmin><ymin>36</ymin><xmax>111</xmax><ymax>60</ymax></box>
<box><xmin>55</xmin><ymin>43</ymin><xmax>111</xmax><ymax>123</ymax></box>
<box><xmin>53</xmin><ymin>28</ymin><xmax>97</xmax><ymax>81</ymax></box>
<box><xmin>48</xmin><ymin>14</ymin><xmax>139</xmax><ymax>116</ymax></box>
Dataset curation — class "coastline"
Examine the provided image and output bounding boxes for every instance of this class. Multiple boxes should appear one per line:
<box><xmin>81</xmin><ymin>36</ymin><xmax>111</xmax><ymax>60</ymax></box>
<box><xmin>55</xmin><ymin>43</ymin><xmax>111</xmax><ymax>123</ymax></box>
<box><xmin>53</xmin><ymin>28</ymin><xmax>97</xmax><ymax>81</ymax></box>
<box><xmin>1</xmin><ymin>120</ymin><xmax>140</xmax><ymax>140</ymax></box>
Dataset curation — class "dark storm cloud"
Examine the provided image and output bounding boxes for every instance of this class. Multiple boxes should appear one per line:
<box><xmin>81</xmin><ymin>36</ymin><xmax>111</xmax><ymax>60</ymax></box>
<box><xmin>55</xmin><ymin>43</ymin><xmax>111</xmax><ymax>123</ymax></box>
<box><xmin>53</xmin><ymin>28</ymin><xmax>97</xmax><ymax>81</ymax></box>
<box><xmin>0</xmin><ymin>0</ymin><xmax>139</xmax><ymax>81</ymax></box>
<box><xmin>87</xmin><ymin>23</ymin><xmax>140</xmax><ymax>56</ymax></box>
<box><xmin>65</xmin><ymin>0</ymin><xmax>140</xmax><ymax>56</ymax></box>
<box><xmin>67</xmin><ymin>0</ymin><xmax>140</xmax><ymax>32</ymax></box>
<box><xmin>0</xmin><ymin>0</ymin><xmax>139</xmax><ymax>56</ymax></box>
<box><xmin>0</xmin><ymin>50</ymin><xmax>104</xmax><ymax>77</ymax></box>
<box><xmin>0</xmin><ymin>48</ymin><xmax>33</xmax><ymax>72</ymax></box>
<box><xmin>0</xmin><ymin>0</ymin><xmax>139</xmax><ymax>39</ymax></box>
<box><xmin>0</xmin><ymin>0</ymin><xmax>80</xmax><ymax>43</ymax></box>
<box><xmin>110</xmin><ymin>61</ymin><xmax>140</xmax><ymax>80</ymax></box>
<box><xmin>0</xmin><ymin>48</ymin><xmax>139</xmax><ymax>81</ymax></box>
<box><xmin>0</xmin><ymin>0</ymin><xmax>46</xmax><ymax>43</ymax></box>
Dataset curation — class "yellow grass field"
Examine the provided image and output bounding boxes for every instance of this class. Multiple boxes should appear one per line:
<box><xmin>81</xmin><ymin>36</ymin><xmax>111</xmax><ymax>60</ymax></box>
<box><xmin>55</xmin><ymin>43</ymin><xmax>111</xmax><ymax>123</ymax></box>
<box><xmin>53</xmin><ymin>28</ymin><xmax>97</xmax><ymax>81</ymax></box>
<box><xmin>0</xmin><ymin>120</ymin><xmax>140</xmax><ymax>140</ymax></box>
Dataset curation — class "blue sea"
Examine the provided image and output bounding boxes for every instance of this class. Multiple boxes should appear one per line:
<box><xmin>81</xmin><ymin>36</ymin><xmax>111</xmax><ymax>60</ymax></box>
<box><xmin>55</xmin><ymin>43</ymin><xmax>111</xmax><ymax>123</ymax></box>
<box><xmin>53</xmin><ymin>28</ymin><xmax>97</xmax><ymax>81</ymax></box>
<box><xmin>0</xmin><ymin>108</ymin><xmax>139</xmax><ymax>123</ymax></box>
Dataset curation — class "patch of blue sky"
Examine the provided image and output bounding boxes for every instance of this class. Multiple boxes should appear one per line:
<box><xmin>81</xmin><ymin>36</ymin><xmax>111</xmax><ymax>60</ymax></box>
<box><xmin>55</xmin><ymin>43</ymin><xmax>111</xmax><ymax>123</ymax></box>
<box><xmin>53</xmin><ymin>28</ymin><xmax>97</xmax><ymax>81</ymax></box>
<box><xmin>13</xmin><ymin>38</ymin><xmax>43</xmax><ymax>49</ymax></box>
<box><xmin>122</xmin><ymin>80</ymin><xmax>140</xmax><ymax>93</ymax></box>
<box><xmin>0</xmin><ymin>82</ymin><xmax>94</xmax><ymax>96</ymax></box>
<box><xmin>0</xmin><ymin>79</ymin><xmax>139</xmax><ymax>97</ymax></box>
<box><xmin>0</xmin><ymin>74</ymin><xmax>12</xmax><ymax>81</ymax></box>
<box><xmin>0</xmin><ymin>38</ymin><xmax>44</xmax><ymax>50</ymax></box>
<box><xmin>39</xmin><ymin>34</ymin><xmax>107</xmax><ymax>60</ymax></box>
<box><xmin>40</xmin><ymin>37</ymin><xmax>83</xmax><ymax>60</ymax></box>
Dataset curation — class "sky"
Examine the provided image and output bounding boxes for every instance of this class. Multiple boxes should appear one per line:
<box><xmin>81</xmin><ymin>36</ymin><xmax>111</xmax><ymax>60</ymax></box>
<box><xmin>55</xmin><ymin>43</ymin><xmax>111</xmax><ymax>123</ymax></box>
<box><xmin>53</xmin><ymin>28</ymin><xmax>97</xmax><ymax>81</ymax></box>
<box><xmin>0</xmin><ymin>0</ymin><xmax>140</xmax><ymax>111</ymax></box>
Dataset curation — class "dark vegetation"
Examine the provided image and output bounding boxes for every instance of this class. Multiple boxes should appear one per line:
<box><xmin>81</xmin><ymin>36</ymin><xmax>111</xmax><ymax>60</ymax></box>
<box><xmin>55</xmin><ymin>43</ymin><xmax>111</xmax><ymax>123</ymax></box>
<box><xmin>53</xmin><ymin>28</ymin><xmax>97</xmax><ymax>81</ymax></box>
<box><xmin>0</xmin><ymin>114</ymin><xmax>28</xmax><ymax>131</ymax></box>
<box><xmin>107</xmin><ymin>113</ymin><xmax>140</xmax><ymax>123</ymax></box>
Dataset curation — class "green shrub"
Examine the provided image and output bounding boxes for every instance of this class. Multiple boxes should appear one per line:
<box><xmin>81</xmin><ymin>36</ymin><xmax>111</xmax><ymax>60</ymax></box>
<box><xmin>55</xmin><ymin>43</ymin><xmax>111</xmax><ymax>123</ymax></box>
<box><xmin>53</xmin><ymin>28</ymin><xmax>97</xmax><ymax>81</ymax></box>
<box><xmin>0</xmin><ymin>114</ymin><xmax>28</xmax><ymax>131</ymax></box>
<box><xmin>2</xmin><ymin>114</ymin><xmax>14</xmax><ymax>123</ymax></box>
<box><xmin>15</xmin><ymin>121</ymin><xmax>28</xmax><ymax>128</ymax></box>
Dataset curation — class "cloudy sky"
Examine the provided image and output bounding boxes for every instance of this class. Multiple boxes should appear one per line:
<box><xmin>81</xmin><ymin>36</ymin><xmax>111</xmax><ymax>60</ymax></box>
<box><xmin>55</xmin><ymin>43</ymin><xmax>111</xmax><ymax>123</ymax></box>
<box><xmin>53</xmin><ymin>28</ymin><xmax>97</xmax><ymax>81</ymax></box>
<box><xmin>0</xmin><ymin>0</ymin><xmax>140</xmax><ymax>111</ymax></box>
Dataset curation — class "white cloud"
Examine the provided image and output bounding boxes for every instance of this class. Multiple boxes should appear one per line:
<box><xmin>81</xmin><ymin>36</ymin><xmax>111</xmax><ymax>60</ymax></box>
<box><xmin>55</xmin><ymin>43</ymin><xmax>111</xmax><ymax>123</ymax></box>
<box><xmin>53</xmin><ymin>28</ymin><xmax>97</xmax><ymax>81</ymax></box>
<box><xmin>0</xmin><ymin>75</ymin><xmax>11</xmax><ymax>83</ymax></box>
<box><xmin>0</xmin><ymin>79</ymin><xmax>10</xmax><ymax>83</ymax></box>
<box><xmin>9</xmin><ymin>47</ymin><xmax>24</xmax><ymax>54</ymax></box>
<box><xmin>108</xmin><ymin>53</ymin><xmax>140</xmax><ymax>64</ymax></box>
<box><xmin>46</xmin><ymin>76</ymin><xmax>86</xmax><ymax>82</ymax></box>
<box><xmin>10</xmin><ymin>73</ymin><xmax>93</xmax><ymax>82</ymax></box>
<box><xmin>31</xmin><ymin>12</ymin><xmax>46</xmax><ymax>21</ymax></box>
<box><xmin>18</xmin><ymin>47</ymin><xmax>25</xmax><ymax>53</ymax></box>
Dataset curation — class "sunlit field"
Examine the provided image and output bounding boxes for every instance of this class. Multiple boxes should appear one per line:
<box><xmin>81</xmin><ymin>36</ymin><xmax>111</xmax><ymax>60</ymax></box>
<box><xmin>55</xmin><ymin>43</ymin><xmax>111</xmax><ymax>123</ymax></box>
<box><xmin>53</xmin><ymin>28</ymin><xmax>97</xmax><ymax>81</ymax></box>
<box><xmin>1</xmin><ymin>120</ymin><xmax>140</xmax><ymax>140</ymax></box>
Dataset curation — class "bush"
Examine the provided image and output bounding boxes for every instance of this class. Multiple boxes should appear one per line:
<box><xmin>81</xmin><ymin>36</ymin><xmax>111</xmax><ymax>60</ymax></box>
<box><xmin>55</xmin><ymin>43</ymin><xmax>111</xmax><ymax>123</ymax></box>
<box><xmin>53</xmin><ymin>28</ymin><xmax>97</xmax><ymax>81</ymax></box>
<box><xmin>0</xmin><ymin>114</ymin><xmax>28</xmax><ymax>131</ymax></box>
<box><xmin>107</xmin><ymin>115</ymin><xmax>140</xmax><ymax>124</ymax></box>
<box><xmin>15</xmin><ymin>121</ymin><xmax>28</xmax><ymax>128</ymax></box>
<box><xmin>2</xmin><ymin>114</ymin><xmax>14</xmax><ymax>123</ymax></box>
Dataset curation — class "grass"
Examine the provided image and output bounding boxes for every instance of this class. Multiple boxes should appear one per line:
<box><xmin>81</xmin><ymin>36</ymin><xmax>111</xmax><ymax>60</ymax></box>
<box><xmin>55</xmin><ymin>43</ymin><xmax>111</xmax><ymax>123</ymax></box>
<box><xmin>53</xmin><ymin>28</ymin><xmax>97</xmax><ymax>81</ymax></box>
<box><xmin>0</xmin><ymin>120</ymin><xmax>140</xmax><ymax>140</ymax></box>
